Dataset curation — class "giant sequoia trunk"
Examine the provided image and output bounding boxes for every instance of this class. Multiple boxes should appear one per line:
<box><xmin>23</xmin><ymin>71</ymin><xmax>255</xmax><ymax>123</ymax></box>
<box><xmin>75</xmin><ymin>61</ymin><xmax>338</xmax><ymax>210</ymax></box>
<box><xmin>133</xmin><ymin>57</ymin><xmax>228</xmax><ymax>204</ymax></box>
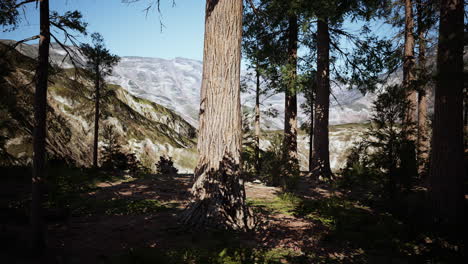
<box><xmin>282</xmin><ymin>14</ymin><xmax>298</xmax><ymax>173</ymax></box>
<box><xmin>429</xmin><ymin>0</ymin><xmax>465</xmax><ymax>234</ymax></box>
<box><xmin>181</xmin><ymin>0</ymin><xmax>252</xmax><ymax>230</ymax></box>
<box><xmin>416</xmin><ymin>0</ymin><xmax>429</xmax><ymax>174</ymax></box>
<box><xmin>93</xmin><ymin>63</ymin><xmax>101</xmax><ymax>168</ymax></box>
<box><xmin>312</xmin><ymin>19</ymin><xmax>332</xmax><ymax>178</ymax></box>
<box><xmin>31</xmin><ymin>0</ymin><xmax>50</xmax><ymax>253</ymax></box>
<box><xmin>404</xmin><ymin>0</ymin><xmax>417</xmax><ymax>130</ymax></box>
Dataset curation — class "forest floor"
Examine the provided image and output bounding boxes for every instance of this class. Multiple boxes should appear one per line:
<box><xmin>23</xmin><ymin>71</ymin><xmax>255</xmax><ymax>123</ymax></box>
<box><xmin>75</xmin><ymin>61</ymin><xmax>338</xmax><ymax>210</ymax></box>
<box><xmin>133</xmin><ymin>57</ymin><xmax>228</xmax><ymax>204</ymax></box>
<box><xmin>1</xmin><ymin>169</ymin><xmax>466</xmax><ymax>263</ymax></box>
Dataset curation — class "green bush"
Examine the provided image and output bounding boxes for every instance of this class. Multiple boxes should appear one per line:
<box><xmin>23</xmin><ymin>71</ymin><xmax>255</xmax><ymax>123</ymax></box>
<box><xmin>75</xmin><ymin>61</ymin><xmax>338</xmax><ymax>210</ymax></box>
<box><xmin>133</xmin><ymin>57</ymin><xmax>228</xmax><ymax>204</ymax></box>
<box><xmin>101</xmin><ymin>124</ymin><xmax>146</xmax><ymax>174</ymax></box>
<box><xmin>340</xmin><ymin>85</ymin><xmax>418</xmax><ymax>200</ymax></box>
<box><xmin>155</xmin><ymin>155</ymin><xmax>178</xmax><ymax>175</ymax></box>
<box><xmin>242</xmin><ymin>133</ymin><xmax>299</xmax><ymax>188</ymax></box>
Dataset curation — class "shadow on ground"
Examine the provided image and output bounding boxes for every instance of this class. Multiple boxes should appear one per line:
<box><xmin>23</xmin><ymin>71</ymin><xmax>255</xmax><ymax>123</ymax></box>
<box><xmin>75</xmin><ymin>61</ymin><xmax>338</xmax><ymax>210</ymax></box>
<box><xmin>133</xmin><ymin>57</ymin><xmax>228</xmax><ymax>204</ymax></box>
<box><xmin>1</xmin><ymin>168</ymin><xmax>465</xmax><ymax>263</ymax></box>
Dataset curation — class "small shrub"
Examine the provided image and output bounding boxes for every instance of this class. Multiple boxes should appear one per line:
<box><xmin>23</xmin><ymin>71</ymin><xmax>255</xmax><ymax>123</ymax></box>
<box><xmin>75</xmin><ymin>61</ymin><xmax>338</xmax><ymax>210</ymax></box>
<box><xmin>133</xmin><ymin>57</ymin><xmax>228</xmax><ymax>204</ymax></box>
<box><xmin>100</xmin><ymin>124</ymin><xmax>146</xmax><ymax>175</ymax></box>
<box><xmin>242</xmin><ymin>132</ymin><xmax>299</xmax><ymax>188</ymax></box>
<box><xmin>258</xmin><ymin>134</ymin><xmax>284</xmax><ymax>186</ymax></box>
<box><xmin>155</xmin><ymin>155</ymin><xmax>178</xmax><ymax>175</ymax></box>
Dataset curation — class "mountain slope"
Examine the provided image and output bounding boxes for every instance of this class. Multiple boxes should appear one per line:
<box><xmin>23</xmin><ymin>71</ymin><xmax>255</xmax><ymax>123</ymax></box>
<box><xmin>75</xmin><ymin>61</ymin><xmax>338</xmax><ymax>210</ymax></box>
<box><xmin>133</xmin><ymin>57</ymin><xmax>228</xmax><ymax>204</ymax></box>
<box><xmin>0</xmin><ymin>42</ymin><xmax>197</xmax><ymax>172</ymax></box>
<box><xmin>108</xmin><ymin>56</ymin><xmax>378</xmax><ymax>129</ymax></box>
<box><xmin>4</xmin><ymin>39</ymin><xmax>379</xmax><ymax>129</ymax></box>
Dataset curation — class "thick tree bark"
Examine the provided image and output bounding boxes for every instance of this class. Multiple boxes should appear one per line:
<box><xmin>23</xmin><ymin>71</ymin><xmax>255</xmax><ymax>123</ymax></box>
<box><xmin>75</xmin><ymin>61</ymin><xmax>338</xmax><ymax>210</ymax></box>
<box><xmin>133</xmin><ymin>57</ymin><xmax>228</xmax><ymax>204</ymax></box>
<box><xmin>181</xmin><ymin>0</ymin><xmax>252</xmax><ymax>230</ymax></box>
<box><xmin>416</xmin><ymin>0</ymin><xmax>429</xmax><ymax>175</ymax></box>
<box><xmin>255</xmin><ymin>65</ymin><xmax>261</xmax><ymax>175</ymax></box>
<box><xmin>404</xmin><ymin>0</ymin><xmax>417</xmax><ymax>130</ymax></box>
<box><xmin>31</xmin><ymin>0</ymin><xmax>50</xmax><ymax>253</ymax></box>
<box><xmin>429</xmin><ymin>0</ymin><xmax>465</xmax><ymax>234</ymax></box>
<box><xmin>308</xmin><ymin>95</ymin><xmax>314</xmax><ymax>173</ymax></box>
<box><xmin>312</xmin><ymin>19</ymin><xmax>332</xmax><ymax>178</ymax></box>
<box><xmin>282</xmin><ymin>14</ymin><xmax>298</xmax><ymax>173</ymax></box>
<box><xmin>93</xmin><ymin>63</ymin><xmax>101</xmax><ymax>168</ymax></box>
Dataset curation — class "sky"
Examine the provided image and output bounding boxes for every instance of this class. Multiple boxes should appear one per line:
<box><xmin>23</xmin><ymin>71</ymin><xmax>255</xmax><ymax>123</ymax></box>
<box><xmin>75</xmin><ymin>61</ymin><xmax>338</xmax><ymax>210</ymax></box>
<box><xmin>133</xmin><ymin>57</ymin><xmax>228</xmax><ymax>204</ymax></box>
<box><xmin>0</xmin><ymin>0</ymin><xmax>206</xmax><ymax>60</ymax></box>
<box><xmin>0</xmin><ymin>0</ymin><xmax>400</xmax><ymax>66</ymax></box>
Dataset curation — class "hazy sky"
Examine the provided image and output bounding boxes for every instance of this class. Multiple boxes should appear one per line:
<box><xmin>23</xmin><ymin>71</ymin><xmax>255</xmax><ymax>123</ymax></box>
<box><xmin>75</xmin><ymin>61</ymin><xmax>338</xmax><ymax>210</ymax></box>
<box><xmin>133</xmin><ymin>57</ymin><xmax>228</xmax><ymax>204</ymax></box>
<box><xmin>1</xmin><ymin>0</ymin><xmax>206</xmax><ymax>60</ymax></box>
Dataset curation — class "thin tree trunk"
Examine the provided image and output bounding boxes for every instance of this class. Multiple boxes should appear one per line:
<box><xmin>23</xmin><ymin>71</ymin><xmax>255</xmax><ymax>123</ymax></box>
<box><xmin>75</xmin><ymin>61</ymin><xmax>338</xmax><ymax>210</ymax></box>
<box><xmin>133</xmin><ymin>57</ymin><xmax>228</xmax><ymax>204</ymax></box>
<box><xmin>464</xmin><ymin>80</ymin><xmax>467</xmax><ymax>151</ymax></box>
<box><xmin>93</xmin><ymin>64</ymin><xmax>100</xmax><ymax>168</ymax></box>
<box><xmin>255</xmin><ymin>64</ymin><xmax>261</xmax><ymax>175</ymax></box>
<box><xmin>282</xmin><ymin>14</ymin><xmax>298</xmax><ymax>176</ymax></box>
<box><xmin>312</xmin><ymin>19</ymin><xmax>332</xmax><ymax>178</ymax></box>
<box><xmin>429</xmin><ymin>0</ymin><xmax>465</xmax><ymax>235</ymax></box>
<box><xmin>401</xmin><ymin>0</ymin><xmax>418</xmax><ymax>189</ymax></box>
<box><xmin>31</xmin><ymin>0</ymin><xmax>50</xmax><ymax>253</ymax></box>
<box><xmin>404</xmin><ymin>0</ymin><xmax>417</xmax><ymax>130</ymax></box>
<box><xmin>416</xmin><ymin>0</ymin><xmax>429</xmax><ymax>175</ymax></box>
<box><xmin>308</xmin><ymin>95</ymin><xmax>314</xmax><ymax>173</ymax></box>
<box><xmin>181</xmin><ymin>0</ymin><xmax>252</xmax><ymax>230</ymax></box>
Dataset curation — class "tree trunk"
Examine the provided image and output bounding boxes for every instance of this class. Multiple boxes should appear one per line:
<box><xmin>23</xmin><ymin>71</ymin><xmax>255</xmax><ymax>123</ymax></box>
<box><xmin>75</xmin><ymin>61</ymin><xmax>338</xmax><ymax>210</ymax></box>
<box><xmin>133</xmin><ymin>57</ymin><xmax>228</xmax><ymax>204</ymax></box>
<box><xmin>401</xmin><ymin>0</ymin><xmax>418</xmax><ymax>189</ymax></box>
<box><xmin>255</xmin><ymin>64</ymin><xmax>261</xmax><ymax>175</ymax></box>
<box><xmin>282</xmin><ymin>14</ymin><xmax>298</xmax><ymax>175</ymax></box>
<box><xmin>181</xmin><ymin>0</ymin><xmax>252</xmax><ymax>230</ymax></box>
<box><xmin>31</xmin><ymin>0</ymin><xmax>50</xmax><ymax>253</ymax></box>
<box><xmin>429</xmin><ymin>0</ymin><xmax>465</xmax><ymax>235</ymax></box>
<box><xmin>308</xmin><ymin>95</ymin><xmax>314</xmax><ymax>173</ymax></box>
<box><xmin>312</xmin><ymin>19</ymin><xmax>332</xmax><ymax>178</ymax></box>
<box><xmin>93</xmin><ymin>64</ymin><xmax>101</xmax><ymax>168</ymax></box>
<box><xmin>416</xmin><ymin>0</ymin><xmax>429</xmax><ymax>175</ymax></box>
<box><xmin>404</xmin><ymin>0</ymin><xmax>417</xmax><ymax>130</ymax></box>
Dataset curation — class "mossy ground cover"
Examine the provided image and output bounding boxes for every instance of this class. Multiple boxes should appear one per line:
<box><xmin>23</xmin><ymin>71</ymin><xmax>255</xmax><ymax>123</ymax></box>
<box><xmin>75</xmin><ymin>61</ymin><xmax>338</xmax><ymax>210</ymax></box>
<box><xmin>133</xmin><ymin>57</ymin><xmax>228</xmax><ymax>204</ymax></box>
<box><xmin>247</xmin><ymin>192</ymin><xmax>302</xmax><ymax>216</ymax></box>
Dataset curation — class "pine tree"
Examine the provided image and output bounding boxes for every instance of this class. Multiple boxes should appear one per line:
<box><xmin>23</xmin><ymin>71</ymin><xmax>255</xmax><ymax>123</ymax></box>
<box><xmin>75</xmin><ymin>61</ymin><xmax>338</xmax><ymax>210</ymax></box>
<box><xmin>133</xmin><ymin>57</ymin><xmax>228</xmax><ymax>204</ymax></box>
<box><xmin>1</xmin><ymin>1</ymin><xmax>87</xmax><ymax>252</ymax></box>
<box><xmin>312</xmin><ymin>18</ymin><xmax>333</xmax><ymax>178</ymax></box>
<box><xmin>384</xmin><ymin>0</ymin><xmax>438</xmax><ymax>178</ymax></box>
<box><xmin>399</xmin><ymin>0</ymin><xmax>419</xmax><ymax>190</ymax></box>
<box><xmin>429</xmin><ymin>0</ymin><xmax>465</xmax><ymax>235</ymax></box>
<box><xmin>31</xmin><ymin>0</ymin><xmax>50</xmax><ymax>253</ymax></box>
<box><xmin>80</xmin><ymin>33</ymin><xmax>120</xmax><ymax>168</ymax></box>
<box><xmin>181</xmin><ymin>0</ymin><xmax>252</xmax><ymax>230</ymax></box>
<box><xmin>298</xmin><ymin>70</ymin><xmax>316</xmax><ymax>173</ymax></box>
<box><xmin>281</xmin><ymin>12</ymin><xmax>299</xmax><ymax>183</ymax></box>
<box><xmin>254</xmin><ymin>64</ymin><xmax>261</xmax><ymax>174</ymax></box>
<box><xmin>414</xmin><ymin>0</ymin><xmax>437</xmax><ymax>174</ymax></box>
<box><xmin>303</xmin><ymin>0</ymin><xmax>390</xmax><ymax>179</ymax></box>
<box><xmin>403</xmin><ymin>0</ymin><xmax>417</xmax><ymax>128</ymax></box>
<box><xmin>242</xmin><ymin>0</ymin><xmax>297</xmax><ymax>184</ymax></box>
<box><xmin>242</xmin><ymin>4</ymin><xmax>266</xmax><ymax>177</ymax></box>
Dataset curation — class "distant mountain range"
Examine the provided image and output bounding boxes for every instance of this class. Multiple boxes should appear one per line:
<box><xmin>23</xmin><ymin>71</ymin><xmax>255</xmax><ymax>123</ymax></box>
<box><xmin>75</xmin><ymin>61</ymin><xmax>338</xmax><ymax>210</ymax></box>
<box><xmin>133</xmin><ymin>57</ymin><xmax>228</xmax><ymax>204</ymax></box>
<box><xmin>3</xmin><ymin>39</ymin><xmax>383</xmax><ymax>130</ymax></box>
<box><xmin>107</xmin><ymin>56</ymin><xmax>379</xmax><ymax>129</ymax></box>
<box><xmin>4</xmin><ymin>39</ymin><xmax>438</xmax><ymax>172</ymax></box>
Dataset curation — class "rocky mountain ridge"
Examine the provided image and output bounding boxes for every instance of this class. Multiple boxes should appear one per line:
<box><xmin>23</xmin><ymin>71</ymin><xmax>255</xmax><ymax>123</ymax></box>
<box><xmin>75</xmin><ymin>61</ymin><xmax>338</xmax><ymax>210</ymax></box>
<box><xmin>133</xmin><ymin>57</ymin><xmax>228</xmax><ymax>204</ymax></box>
<box><xmin>3</xmin><ymin>39</ymin><xmax>379</xmax><ymax>129</ymax></box>
<box><xmin>0</xmin><ymin>41</ymin><xmax>198</xmax><ymax>172</ymax></box>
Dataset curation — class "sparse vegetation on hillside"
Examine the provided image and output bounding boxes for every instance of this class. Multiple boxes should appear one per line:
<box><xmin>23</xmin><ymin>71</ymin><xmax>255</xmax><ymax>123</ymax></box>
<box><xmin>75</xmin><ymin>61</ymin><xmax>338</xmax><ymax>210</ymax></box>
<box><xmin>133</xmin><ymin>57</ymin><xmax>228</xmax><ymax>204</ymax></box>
<box><xmin>0</xmin><ymin>42</ymin><xmax>196</xmax><ymax>171</ymax></box>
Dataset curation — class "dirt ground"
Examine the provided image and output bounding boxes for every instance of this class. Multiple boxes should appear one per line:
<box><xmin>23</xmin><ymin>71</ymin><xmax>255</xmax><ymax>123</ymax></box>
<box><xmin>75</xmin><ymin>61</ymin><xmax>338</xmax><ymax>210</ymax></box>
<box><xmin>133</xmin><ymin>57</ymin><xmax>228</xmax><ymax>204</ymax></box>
<box><xmin>1</xmin><ymin>174</ymin><xmax>339</xmax><ymax>263</ymax></box>
<box><xmin>2</xmin><ymin>173</ymin><xmax>464</xmax><ymax>263</ymax></box>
